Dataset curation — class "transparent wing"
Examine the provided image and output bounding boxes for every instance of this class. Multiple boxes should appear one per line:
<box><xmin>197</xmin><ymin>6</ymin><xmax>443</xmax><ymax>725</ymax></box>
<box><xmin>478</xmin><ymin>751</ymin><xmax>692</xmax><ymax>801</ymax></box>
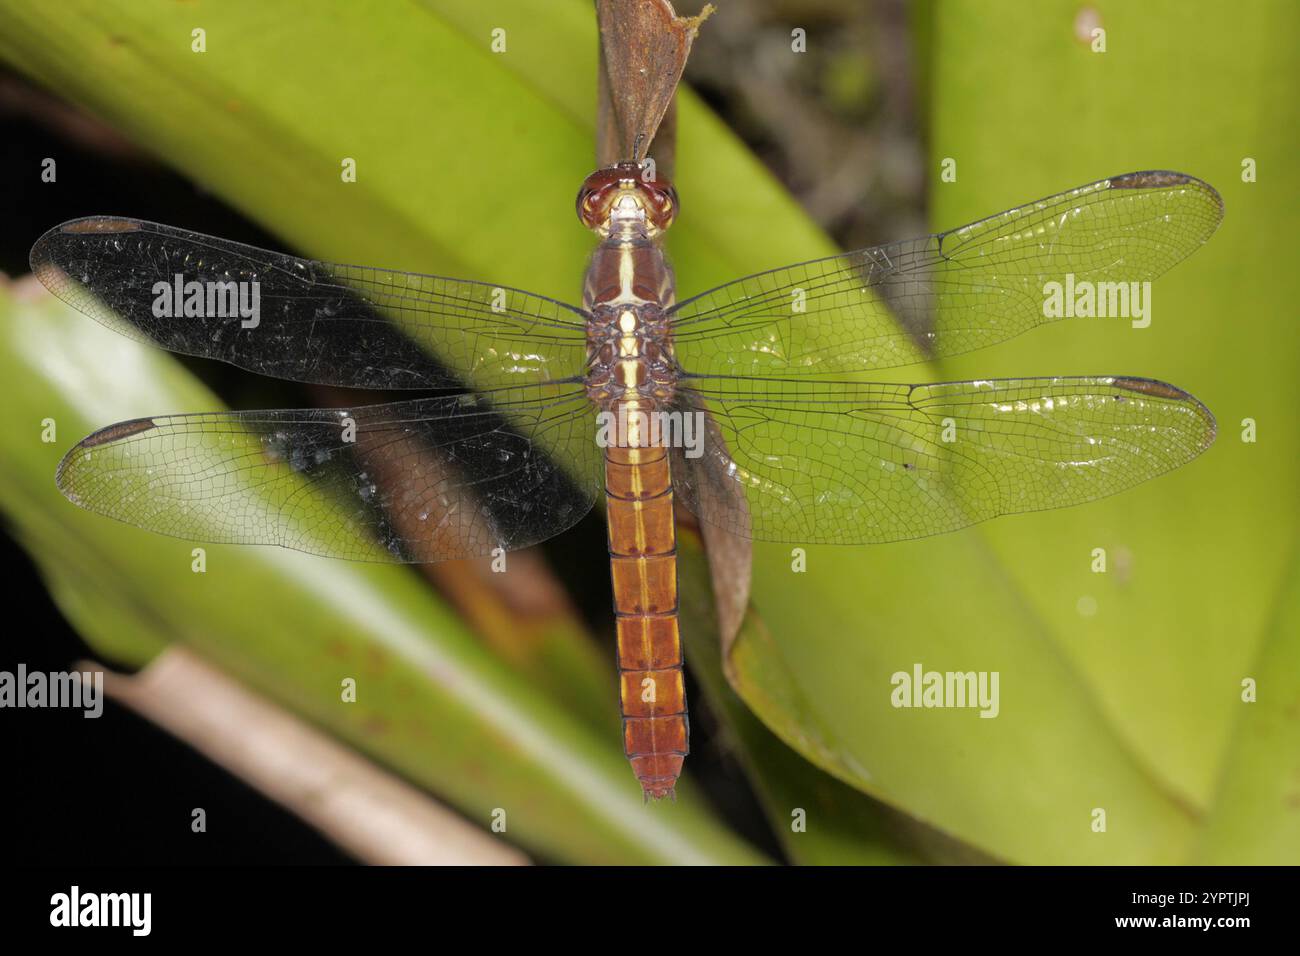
<box><xmin>30</xmin><ymin>217</ymin><xmax>590</xmax><ymax>391</ymax></box>
<box><xmin>670</xmin><ymin>376</ymin><xmax>1215</xmax><ymax>544</ymax></box>
<box><xmin>669</xmin><ymin>172</ymin><xmax>1223</xmax><ymax>376</ymax></box>
<box><xmin>56</xmin><ymin>384</ymin><xmax>602</xmax><ymax>562</ymax></box>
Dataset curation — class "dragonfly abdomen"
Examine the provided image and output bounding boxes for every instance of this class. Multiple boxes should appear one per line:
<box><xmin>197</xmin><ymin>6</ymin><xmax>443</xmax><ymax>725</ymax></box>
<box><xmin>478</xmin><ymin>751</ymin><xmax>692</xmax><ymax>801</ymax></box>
<box><xmin>605</xmin><ymin>437</ymin><xmax>687</xmax><ymax>800</ymax></box>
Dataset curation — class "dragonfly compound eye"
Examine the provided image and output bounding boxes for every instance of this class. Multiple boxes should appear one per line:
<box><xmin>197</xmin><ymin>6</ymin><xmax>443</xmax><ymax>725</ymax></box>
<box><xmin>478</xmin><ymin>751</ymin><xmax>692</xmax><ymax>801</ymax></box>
<box><xmin>639</xmin><ymin>180</ymin><xmax>678</xmax><ymax>231</ymax></box>
<box><xmin>576</xmin><ymin>166</ymin><xmax>624</xmax><ymax>230</ymax></box>
<box><xmin>576</xmin><ymin>163</ymin><xmax>678</xmax><ymax>233</ymax></box>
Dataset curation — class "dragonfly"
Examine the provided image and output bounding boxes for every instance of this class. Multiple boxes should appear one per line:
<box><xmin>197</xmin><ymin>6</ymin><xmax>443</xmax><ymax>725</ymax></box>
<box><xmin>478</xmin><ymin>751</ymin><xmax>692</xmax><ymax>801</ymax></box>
<box><xmin>31</xmin><ymin>166</ymin><xmax>1222</xmax><ymax>800</ymax></box>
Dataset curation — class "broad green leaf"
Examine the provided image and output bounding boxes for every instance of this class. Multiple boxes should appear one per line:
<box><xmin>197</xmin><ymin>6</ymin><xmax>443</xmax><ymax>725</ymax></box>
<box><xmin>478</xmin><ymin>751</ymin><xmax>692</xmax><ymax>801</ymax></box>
<box><xmin>677</xmin><ymin>535</ymin><xmax>927</xmax><ymax>865</ymax></box>
<box><xmin>1193</xmin><ymin>549</ymin><xmax>1300</xmax><ymax>863</ymax></box>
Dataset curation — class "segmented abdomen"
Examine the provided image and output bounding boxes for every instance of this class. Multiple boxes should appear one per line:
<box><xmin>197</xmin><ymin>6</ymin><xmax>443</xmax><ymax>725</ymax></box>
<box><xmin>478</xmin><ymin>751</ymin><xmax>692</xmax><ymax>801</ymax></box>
<box><xmin>605</xmin><ymin>423</ymin><xmax>687</xmax><ymax>800</ymax></box>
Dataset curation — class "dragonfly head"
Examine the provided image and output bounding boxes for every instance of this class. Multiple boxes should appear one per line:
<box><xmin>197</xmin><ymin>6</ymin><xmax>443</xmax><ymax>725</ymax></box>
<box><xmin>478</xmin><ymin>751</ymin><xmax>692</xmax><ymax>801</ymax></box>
<box><xmin>576</xmin><ymin>162</ymin><xmax>678</xmax><ymax>237</ymax></box>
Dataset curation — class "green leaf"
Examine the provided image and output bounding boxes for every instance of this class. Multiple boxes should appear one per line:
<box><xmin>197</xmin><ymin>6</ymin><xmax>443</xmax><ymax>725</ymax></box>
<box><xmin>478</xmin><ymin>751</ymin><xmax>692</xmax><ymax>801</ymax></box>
<box><xmin>1194</xmin><ymin>548</ymin><xmax>1300</xmax><ymax>863</ymax></box>
<box><xmin>676</xmin><ymin>534</ymin><xmax>926</xmax><ymax>865</ymax></box>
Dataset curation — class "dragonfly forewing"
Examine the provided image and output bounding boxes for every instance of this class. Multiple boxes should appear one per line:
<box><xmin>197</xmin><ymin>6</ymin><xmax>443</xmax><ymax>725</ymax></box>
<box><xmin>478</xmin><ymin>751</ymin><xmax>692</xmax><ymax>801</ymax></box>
<box><xmin>30</xmin><ymin>217</ymin><xmax>591</xmax><ymax>392</ymax></box>
<box><xmin>670</xmin><ymin>171</ymin><xmax>1223</xmax><ymax>377</ymax></box>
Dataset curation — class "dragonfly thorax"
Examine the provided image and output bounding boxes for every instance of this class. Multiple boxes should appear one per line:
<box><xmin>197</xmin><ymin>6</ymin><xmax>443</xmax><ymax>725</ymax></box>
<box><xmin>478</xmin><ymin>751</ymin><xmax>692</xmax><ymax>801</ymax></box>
<box><xmin>585</xmin><ymin>303</ymin><xmax>677</xmax><ymax>407</ymax></box>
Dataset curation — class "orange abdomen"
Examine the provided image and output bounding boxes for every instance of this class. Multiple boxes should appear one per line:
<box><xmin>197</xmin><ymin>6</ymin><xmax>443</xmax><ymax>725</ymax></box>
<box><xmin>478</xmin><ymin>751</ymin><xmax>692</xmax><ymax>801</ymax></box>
<box><xmin>605</xmin><ymin>438</ymin><xmax>688</xmax><ymax>800</ymax></box>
